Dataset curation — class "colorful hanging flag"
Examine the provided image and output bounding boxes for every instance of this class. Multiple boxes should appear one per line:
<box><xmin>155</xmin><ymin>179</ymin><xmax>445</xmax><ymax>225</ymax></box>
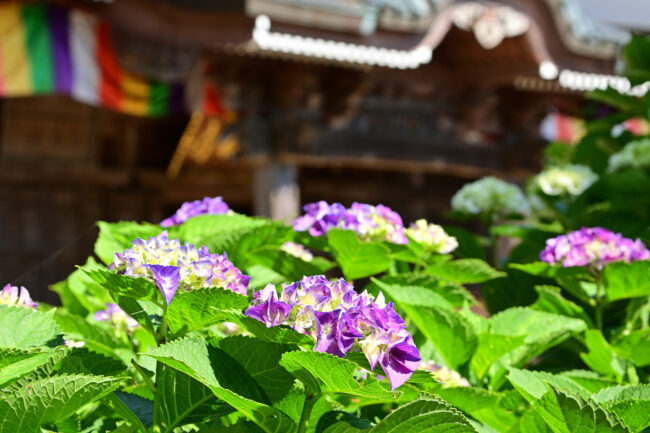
<box><xmin>0</xmin><ymin>2</ymin><xmax>184</xmax><ymax>116</ymax></box>
<box><xmin>539</xmin><ymin>112</ymin><xmax>586</xmax><ymax>144</ymax></box>
<box><xmin>611</xmin><ymin>117</ymin><xmax>650</xmax><ymax>137</ymax></box>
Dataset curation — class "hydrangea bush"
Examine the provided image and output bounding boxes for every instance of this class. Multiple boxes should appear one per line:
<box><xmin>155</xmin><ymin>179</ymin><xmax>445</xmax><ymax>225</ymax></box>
<box><xmin>4</xmin><ymin>36</ymin><xmax>650</xmax><ymax>431</ymax></box>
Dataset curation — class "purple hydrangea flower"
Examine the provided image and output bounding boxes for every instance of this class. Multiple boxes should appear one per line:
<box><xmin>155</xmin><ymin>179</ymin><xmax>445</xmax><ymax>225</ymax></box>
<box><xmin>161</xmin><ymin>196</ymin><xmax>230</xmax><ymax>227</ymax></box>
<box><xmin>540</xmin><ymin>227</ymin><xmax>650</xmax><ymax>269</ymax></box>
<box><xmin>245</xmin><ymin>276</ymin><xmax>420</xmax><ymax>390</ymax></box>
<box><xmin>293</xmin><ymin>201</ymin><xmax>407</xmax><ymax>244</ymax></box>
<box><xmin>94</xmin><ymin>303</ymin><xmax>139</xmax><ymax>329</ymax></box>
<box><xmin>0</xmin><ymin>284</ymin><xmax>38</xmax><ymax>309</ymax></box>
<box><xmin>245</xmin><ymin>284</ymin><xmax>293</xmax><ymax>328</ymax></box>
<box><xmin>110</xmin><ymin>231</ymin><xmax>250</xmax><ymax>305</ymax></box>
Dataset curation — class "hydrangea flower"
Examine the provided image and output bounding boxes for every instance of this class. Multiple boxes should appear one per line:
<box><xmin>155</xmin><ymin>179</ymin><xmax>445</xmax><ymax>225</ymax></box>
<box><xmin>419</xmin><ymin>361</ymin><xmax>470</xmax><ymax>388</ymax></box>
<box><xmin>540</xmin><ymin>227</ymin><xmax>650</xmax><ymax>269</ymax></box>
<box><xmin>281</xmin><ymin>241</ymin><xmax>314</xmax><ymax>262</ymax></box>
<box><xmin>608</xmin><ymin>139</ymin><xmax>650</xmax><ymax>173</ymax></box>
<box><xmin>405</xmin><ymin>219</ymin><xmax>458</xmax><ymax>254</ymax></box>
<box><xmin>451</xmin><ymin>177</ymin><xmax>529</xmax><ymax>218</ymax></box>
<box><xmin>110</xmin><ymin>231</ymin><xmax>250</xmax><ymax>305</ymax></box>
<box><xmin>95</xmin><ymin>303</ymin><xmax>139</xmax><ymax>329</ymax></box>
<box><xmin>294</xmin><ymin>201</ymin><xmax>407</xmax><ymax>244</ymax></box>
<box><xmin>161</xmin><ymin>196</ymin><xmax>230</xmax><ymax>227</ymax></box>
<box><xmin>245</xmin><ymin>276</ymin><xmax>420</xmax><ymax>390</ymax></box>
<box><xmin>0</xmin><ymin>284</ymin><xmax>38</xmax><ymax>309</ymax></box>
<box><xmin>533</xmin><ymin>164</ymin><xmax>598</xmax><ymax>196</ymax></box>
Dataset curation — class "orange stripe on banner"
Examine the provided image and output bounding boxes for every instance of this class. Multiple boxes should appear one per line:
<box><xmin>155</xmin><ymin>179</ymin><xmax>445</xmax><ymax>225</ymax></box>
<box><xmin>96</xmin><ymin>20</ymin><xmax>123</xmax><ymax>110</ymax></box>
<box><xmin>0</xmin><ymin>3</ymin><xmax>33</xmax><ymax>95</ymax></box>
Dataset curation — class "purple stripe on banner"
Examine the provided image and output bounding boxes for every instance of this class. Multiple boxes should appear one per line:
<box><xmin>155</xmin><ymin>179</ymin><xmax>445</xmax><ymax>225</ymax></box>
<box><xmin>169</xmin><ymin>82</ymin><xmax>185</xmax><ymax>114</ymax></box>
<box><xmin>47</xmin><ymin>4</ymin><xmax>72</xmax><ymax>93</ymax></box>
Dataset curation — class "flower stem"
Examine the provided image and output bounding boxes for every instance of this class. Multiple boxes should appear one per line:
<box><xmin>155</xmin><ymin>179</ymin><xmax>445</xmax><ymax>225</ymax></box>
<box><xmin>595</xmin><ymin>277</ymin><xmax>603</xmax><ymax>330</ymax></box>
<box><xmin>297</xmin><ymin>389</ymin><xmax>320</xmax><ymax>433</ymax></box>
<box><xmin>156</xmin><ymin>306</ymin><xmax>168</xmax><ymax>345</ymax></box>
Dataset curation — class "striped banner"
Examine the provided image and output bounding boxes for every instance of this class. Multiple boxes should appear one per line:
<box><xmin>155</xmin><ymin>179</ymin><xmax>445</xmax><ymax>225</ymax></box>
<box><xmin>539</xmin><ymin>112</ymin><xmax>586</xmax><ymax>144</ymax></box>
<box><xmin>0</xmin><ymin>2</ymin><xmax>184</xmax><ymax>116</ymax></box>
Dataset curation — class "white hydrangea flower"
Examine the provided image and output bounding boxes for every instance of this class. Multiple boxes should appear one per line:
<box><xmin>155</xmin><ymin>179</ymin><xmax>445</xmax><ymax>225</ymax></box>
<box><xmin>451</xmin><ymin>176</ymin><xmax>529</xmax><ymax>217</ymax></box>
<box><xmin>534</xmin><ymin>164</ymin><xmax>598</xmax><ymax>196</ymax></box>
<box><xmin>608</xmin><ymin>139</ymin><xmax>650</xmax><ymax>173</ymax></box>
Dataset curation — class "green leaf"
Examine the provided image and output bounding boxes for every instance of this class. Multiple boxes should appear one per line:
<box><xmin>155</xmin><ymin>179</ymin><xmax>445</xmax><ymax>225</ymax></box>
<box><xmin>436</xmin><ymin>387</ymin><xmax>517</xmax><ymax>432</ymax></box>
<box><xmin>487</xmin><ymin>308</ymin><xmax>586</xmax><ymax>369</ymax></box>
<box><xmin>613</xmin><ymin>329</ymin><xmax>650</xmax><ymax>367</ymax></box>
<box><xmin>580</xmin><ymin>330</ymin><xmax>626</xmax><ymax>381</ymax></box>
<box><xmin>586</xmin><ymin>88</ymin><xmax>646</xmax><ymax>115</ymax></box>
<box><xmin>83</xmin><ymin>268</ymin><xmax>159</xmax><ymax>302</ymax></box>
<box><xmin>560</xmin><ymin>370</ymin><xmax>617</xmax><ymax>394</ymax></box>
<box><xmin>442</xmin><ymin>226</ymin><xmax>486</xmax><ymax>260</ymax></box>
<box><xmin>619</xmin><ymin>35</ymin><xmax>650</xmax><ymax>86</ymax></box>
<box><xmin>157</xmin><ymin>365</ymin><xmax>226</xmax><ymax>432</ymax></box>
<box><xmin>216</xmin><ymin>336</ymin><xmax>295</xmax><ymax>404</ymax></box>
<box><xmin>53</xmin><ymin>311</ymin><xmax>126</xmax><ymax>359</ymax></box>
<box><xmin>602</xmin><ymin>261</ymin><xmax>650</xmax><ymax>302</ymax></box>
<box><xmin>531</xmin><ymin>286</ymin><xmax>594</xmax><ymax>327</ymax></box>
<box><xmin>0</xmin><ymin>305</ymin><xmax>61</xmax><ymax>349</ymax></box>
<box><xmin>144</xmin><ymin>338</ymin><xmax>296</xmax><ymax>433</ymax></box>
<box><xmin>113</xmin><ymin>296</ymin><xmax>156</xmax><ymax>335</ymax></box>
<box><xmin>236</xmin><ymin>317</ymin><xmax>314</xmax><ymax>346</ymax></box>
<box><xmin>315</xmin><ymin>411</ymin><xmax>372</xmax><ymax>433</ymax></box>
<box><xmin>509</xmin><ymin>262</ymin><xmax>560</xmax><ymax>278</ymax></box>
<box><xmin>51</xmin><ymin>257</ymin><xmax>113</xmax><ymax>317</ymax></box>
<box><xmin>0</xmin><ymin>374</ymin><xmax>124</xmax><ymax>432</ymax></box>
<box><xmin>593</xmin><ymin>385</ymin><xmax>650</xmax><ymax>432</ymax></box>
<box><xmin>402</xmin><ymin>306</ymin><xmax>477</xmax><ymax>371</ymax></box>
<box><xmin>371</xmin><ymin>395</ymin><xmax>477</xmax><ymax>432</ymax></box>
<box><xmin>246</xmin><ymin>250</ymin><xmax>331</xmax><ymax>283</ymax></box>
<box><xmin>95</xmin><ymin>221</ymin><xmax>164</xmax><ymax>266</ymax></box>
<box><xmin>0</xmin><ymin>349</ymin><xmax>52</xmax><ymax>388</ymax></box>
<box><xmin>369</xmin><ymin>274</ymin><xmax>474</xmax><ymax>309</ymax></box>
<box><xmin>470</xmin><ymin>333</ymin><xmax>526</xmax><ymax>379</ymax></box>
<box><xmin>279</xmin><ymin>351</ymin><xmax>396</xmax><ymax>400</ymax></box>
<box><xmin>57</xmin><ymin>349</ymin><xmax>127</xmax><ymax>377</ymax></box>
<box><xmin>327</xmin><ymin>230</ymin><xmax>391</xmax><ymax>280</ymax></box>
<box><xmin>166</xmin><ymin>287</ymin><xmax>249</xmax><ymax>336</ymax></box>
<box><xmin>507</xmin><ymin>369</ymin><xmax>629</xmax><ymax>433</ymax></box>
<box><xmin>177</xmin><ymin>214</ymin><xmax>271</xmax><ymax>258</ymax></box>
<box><xmin>426</xmin><ymin>259</ymin><xmax>505</xmax><ymax>284</ymax></box>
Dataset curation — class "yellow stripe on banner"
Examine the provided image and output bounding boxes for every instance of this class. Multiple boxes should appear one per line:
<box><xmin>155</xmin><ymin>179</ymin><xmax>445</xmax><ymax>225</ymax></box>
<box><xmin>121</xmin><ymin>73</ymin><xmax>150</xmax><ymax>116</ymax></box>
<box><xmin>0</xmin><ymin>4</ymin><xmax>33</xmax><ymax>95</ymax></box>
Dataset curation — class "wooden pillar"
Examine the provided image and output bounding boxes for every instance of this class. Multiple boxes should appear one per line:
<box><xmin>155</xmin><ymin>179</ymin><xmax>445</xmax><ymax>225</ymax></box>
<box><xmin>252</xmin><ymin>163</ymin><xmax>300</xmax><ymax>221</ymax></box>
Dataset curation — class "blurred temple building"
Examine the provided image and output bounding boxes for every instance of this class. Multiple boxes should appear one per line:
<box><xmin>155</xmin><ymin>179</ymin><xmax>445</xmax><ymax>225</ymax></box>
<box><xmin>0</xmin><ymin>0</ymin><xmax>641</xmax><ymax>297</ymax></box>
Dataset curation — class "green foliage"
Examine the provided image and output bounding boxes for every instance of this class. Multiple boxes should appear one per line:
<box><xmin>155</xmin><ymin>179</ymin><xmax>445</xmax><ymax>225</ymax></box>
<box><xmin>426</xmin><ymin>259</ymin><xmax>505</xmax><ymax>284</ymax></box>
<box><xmin>0</xmin><ymin>305</ymin><xmax>61</xmax><ymax>349</ymax></box>
<box><xmin>327</xmin><ymin>229</ymin><xmax>391</xmax><ymax>280</ymax></box>
<box><xmin>0</xmin><ymin>374</ymin><xmax>124</xmax><ymax>432</ymax></box>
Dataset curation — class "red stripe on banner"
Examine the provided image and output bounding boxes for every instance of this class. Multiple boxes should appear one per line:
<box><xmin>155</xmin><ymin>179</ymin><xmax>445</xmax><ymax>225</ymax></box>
<box><xmin>557</xmin><ymin>114</ymin><xmax>570</xmax><ymax>142</ymax></box>
<box><xmin>96</xmin><ymin>21</ymin><xmax>123</xmax><ymax>110</ymax></box>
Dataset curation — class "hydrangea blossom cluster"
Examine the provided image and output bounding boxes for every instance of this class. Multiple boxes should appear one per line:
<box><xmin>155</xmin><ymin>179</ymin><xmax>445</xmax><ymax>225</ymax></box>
<box><xmin>451</xmin><ymin>177</ymin><xmax>529</xmax><ymax>217</ymax></box>
<box><xmin>533</xmin><ymin>164</ymin><xmax>598</xmax><ymax>196</ymax></box>
<box><xmin>540</xmin><ymin>227</ymin><xmax>650</xmax><ymax>269</ymax></box>
<box><xmin>608</xmin><ymin>139</ymin><xmax>650</xmax><ymax>173</ymax></box>
<box><xmin>294</xmin><ymin>201</ymin><xmax>408</xmax><ymax>244</ymax></box>
<box><xmin>281</xmin><ymin>241</ymin><xmax>314</xmax><ymax>262</ymax></box>
<box><xmin>161</xmin><ymin>196</ymin><xmax>230</xmax><ymax>227</ymax></box>
<box><xmin>110</xmin><ymin>231</ymin><xmax>250</xmax><ymax>305</ymax></box>
<box><xmin>405</xmin><ymin>219</ymin><xmax>458</xmax><ymax>254</ymax></box>
<box><xmin>245</xmin><ymin>276</ymin><xmax>420</xmax><ymax>390</ymax></box>
<box><xmin>419</xmin><ymin>361</ymin><xmax>470</xmax><ymax>388</ymax></box>
<box><xmin>95</xmin><ymin>303</ymin><xmax>139</xmax><ymax>329</ymax></box>
<box><xmin>0</xmin><ymin>284</ymin><xmax>38</xmax><ymax>309</ymax></box>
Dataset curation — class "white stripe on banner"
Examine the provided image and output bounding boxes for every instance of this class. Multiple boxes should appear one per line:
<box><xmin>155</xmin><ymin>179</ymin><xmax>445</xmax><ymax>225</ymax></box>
<box><xmin>69</xmin><ymin>10</ymin><xmax>98</xmax><ymax>105</ymax></box>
